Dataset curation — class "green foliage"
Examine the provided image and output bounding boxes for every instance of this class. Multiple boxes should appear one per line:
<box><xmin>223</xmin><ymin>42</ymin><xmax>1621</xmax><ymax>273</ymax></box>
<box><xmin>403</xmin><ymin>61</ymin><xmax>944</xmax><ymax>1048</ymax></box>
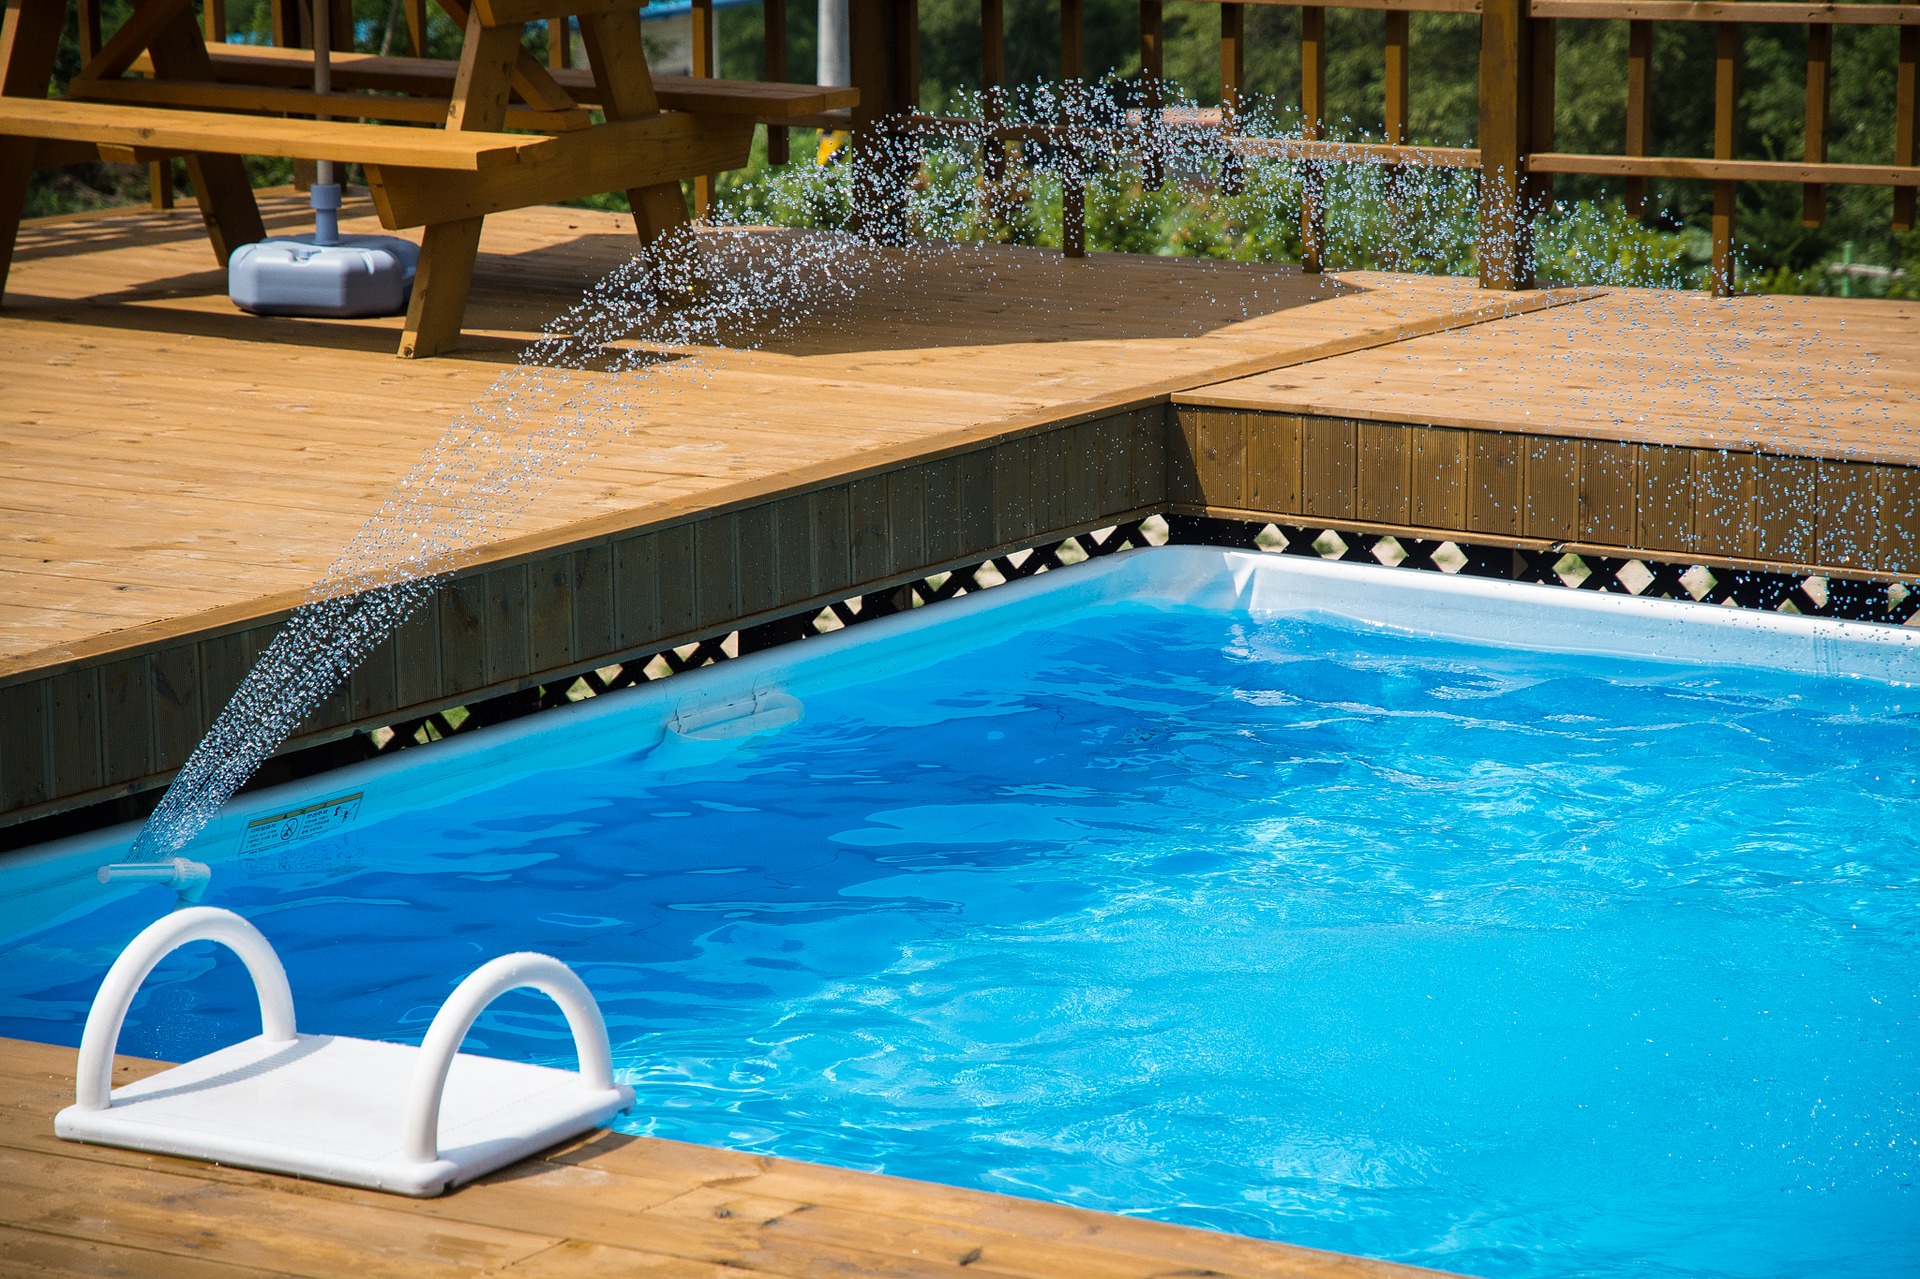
<box><xmin>720</xmin><ymin>138</ymin><xmax>1699</xmax><ymax>290</ymax></box>
<box><xmin>22</xmin><ymin>0</ymin><xmax>1912</xmax><ymax>295</ymax></box>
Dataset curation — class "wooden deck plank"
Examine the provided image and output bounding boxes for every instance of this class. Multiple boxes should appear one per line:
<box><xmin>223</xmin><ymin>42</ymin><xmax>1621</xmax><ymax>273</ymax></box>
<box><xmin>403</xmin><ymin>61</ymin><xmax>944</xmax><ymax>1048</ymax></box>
<box><xmin>1177</xmin><ymin>288</ymin><xmax>1920</xmax><ymax>467</ymax></box>
<box><xmin>0</xmin><ymin>1037</ymin><xmax>1447</xmax><ymax>1279</ymax></box>
<box><xmin>0</xmin><ymin>193</ymin><xmax>1552</xmax><ymax>675</ymax></box>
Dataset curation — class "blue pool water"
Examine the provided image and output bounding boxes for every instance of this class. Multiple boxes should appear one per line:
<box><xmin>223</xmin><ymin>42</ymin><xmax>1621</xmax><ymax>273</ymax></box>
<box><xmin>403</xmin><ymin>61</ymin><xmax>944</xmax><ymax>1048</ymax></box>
<box><xmin>4</xmin><ymin>602</ymin><xmax>1917</xmax><ymax>1278</ymax></box>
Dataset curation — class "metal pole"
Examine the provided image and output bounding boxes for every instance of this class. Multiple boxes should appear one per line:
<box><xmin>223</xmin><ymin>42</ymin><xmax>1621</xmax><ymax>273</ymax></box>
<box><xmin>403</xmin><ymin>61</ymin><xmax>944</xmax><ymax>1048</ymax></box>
<box><xmin>819</xmin><ymin>0</ymin><xmax>849</xmax><ymax>87</ymax></box>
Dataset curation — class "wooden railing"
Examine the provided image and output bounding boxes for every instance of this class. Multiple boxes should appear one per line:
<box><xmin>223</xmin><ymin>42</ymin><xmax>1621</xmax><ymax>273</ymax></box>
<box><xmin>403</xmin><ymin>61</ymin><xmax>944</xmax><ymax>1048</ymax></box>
<box><xmin>95</xmin><ymin>0</ymin><xmax>1914</xmax><ymax>293</ymax></box>
<box><xmin>832</xmin><ymin>0</ymin><xmax>1919</xmax><ymax>294</ymax></box>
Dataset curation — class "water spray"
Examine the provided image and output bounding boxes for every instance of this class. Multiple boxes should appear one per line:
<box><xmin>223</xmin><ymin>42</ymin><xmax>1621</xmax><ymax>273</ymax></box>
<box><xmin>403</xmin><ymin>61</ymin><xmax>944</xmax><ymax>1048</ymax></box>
<box><xmin>132</xmin><ymin>79</ymin><xmax>1874</xmax><ymax>864</ymax></box>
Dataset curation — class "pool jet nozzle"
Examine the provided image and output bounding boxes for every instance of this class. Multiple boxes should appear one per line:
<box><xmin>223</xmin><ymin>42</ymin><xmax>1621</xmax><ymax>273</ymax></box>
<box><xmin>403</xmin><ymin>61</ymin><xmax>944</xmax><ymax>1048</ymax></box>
<box><xmin>97</xmin><ymin>858</ymin><xmax>212</xmax><ymax>906</ymax></box>
<box><xmin>226</xmin><ymin>0</ymin><xmax>418</xmax><ymax>319</ymax></box>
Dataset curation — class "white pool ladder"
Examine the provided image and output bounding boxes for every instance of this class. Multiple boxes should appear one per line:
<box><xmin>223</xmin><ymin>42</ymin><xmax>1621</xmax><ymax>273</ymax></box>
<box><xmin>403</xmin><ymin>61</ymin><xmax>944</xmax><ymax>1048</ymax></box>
<box><xmin>56</xmin><ymin>907</ymin><xmax>633</xmax><ymax>1196</ymax></box>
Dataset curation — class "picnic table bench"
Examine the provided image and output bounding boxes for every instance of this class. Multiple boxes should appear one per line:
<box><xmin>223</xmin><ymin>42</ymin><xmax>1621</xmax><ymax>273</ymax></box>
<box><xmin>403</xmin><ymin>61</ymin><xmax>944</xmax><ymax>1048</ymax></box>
<box><xmin>0</xmin><ymin>0</ymin><xmax>858</xmax><ymax>356</ymax></box>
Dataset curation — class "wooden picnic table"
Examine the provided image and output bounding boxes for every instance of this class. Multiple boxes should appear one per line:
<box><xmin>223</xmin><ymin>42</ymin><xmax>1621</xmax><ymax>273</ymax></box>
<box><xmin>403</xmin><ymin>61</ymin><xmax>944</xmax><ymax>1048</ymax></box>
<box><xmin>0</xmin><ymin>0</ymin><xmax>857</xmax><ymax>356</ymax></box>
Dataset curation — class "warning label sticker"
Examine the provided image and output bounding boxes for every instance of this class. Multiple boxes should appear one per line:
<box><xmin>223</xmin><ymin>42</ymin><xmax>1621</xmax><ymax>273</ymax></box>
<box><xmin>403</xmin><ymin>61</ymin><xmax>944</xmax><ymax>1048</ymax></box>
<box><xmin>239</xmin><ymin>792</ymin><xmax>364</xmax><ymax>856</ymax></box>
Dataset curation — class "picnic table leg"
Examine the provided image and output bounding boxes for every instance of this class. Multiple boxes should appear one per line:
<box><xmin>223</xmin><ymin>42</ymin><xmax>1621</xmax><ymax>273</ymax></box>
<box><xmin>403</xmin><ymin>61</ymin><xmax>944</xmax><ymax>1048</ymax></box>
<box><xmin>578</xmin><ymin>9</ymin><xmax>690</xmax><ymax>244</ymax></box>
<box><xmin>396</xmin><ymin>13</ymin><xmax>520</xmax><ymax>357</ymax></box>
<box><xmin>0</xmin><ymin>0</ymin><xmax>66</xmax><ymax>303</ymax></box>
<box><xmin>145</xmin><ymin>0</ymin><xmax>263</xmax><ymax>261</ymax></box>
<box><xmin>400</xmin><ymin>216</ymin><xmax>484</xmax><ymax>358</ymax></box>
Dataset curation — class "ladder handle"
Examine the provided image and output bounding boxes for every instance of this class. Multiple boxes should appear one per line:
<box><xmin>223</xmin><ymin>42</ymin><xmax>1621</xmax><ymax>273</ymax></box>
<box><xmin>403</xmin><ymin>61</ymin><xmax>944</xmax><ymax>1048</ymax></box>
<box><xmin>401</xmin><ymin>953</ymin><xmax>618</xmax><ymax>1165</ymax></box>
<box><xmin>75</xmin><ymin>906</ymin><xmax>296</xmax><ymax>1111</ymax></box>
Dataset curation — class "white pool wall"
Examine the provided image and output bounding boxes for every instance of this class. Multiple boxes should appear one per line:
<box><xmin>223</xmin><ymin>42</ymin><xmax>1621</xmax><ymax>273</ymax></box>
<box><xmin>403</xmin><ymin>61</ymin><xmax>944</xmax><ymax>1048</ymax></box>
<box><xmin>7</xmin><ymin>546</ymin><xmax>1915</xmax><ymax>941</ymax></box>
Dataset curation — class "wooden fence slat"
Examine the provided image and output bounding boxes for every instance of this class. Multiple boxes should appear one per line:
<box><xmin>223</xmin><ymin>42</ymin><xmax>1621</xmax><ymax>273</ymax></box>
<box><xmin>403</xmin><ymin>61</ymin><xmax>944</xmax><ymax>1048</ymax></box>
<box><xmin>1193</xmin><ymin>408</ymin><xmax>1247</xmax><ymax>509</ymax></box>
<box><xmin>1132</xmin><ymin>407</ymin><xmax>1168</xmax><ymax>510</ymax></box>
<box><xmin>485</xmin><ymin>564</ymin><xmax>532</xmax><ymax>692</ymax></box>
<box><xmin>887</xmin><ymin>466</ymin><xmax>928</xmax><ymax>581</ymax></box>
<box><xmin>0</xmin><ymin>682</ymin><xmax>49</xmax><ymax>812</ymax></box>
<box><xmin>1711</xmin><ymin>20</ymin><xmax>1741</xmax><ymax>294</ymax></box>
<box><xmin>1577</xmin><ymin>439</ymin><xmax>1638</xmax><ymax>546</ymax></box>
<box><xmin>921</xmin><ymin>455</ymin><xmax>963</xmax><ymax>567</ymax></box>
<box><xmin>994</xmin><ymin>437</ymin><xmax>1036</xmax><ymax>545</ymax></box>
<box><xmin>1356</xmin><ymin>420</ymin><xmax>1411</xmax><ymax>525</ymax></box>
<box><xmin>812</xmin><ymin>486</ymin><xmax>854</xmax><ymax>599</ymax></box>
<box><xmin>1030</xmin><ymin>427</ymin><xmax>1068</xmax><ymax>535</ymax></box>
<box><xmin>440</xmin><ymin>574</ymin><xmax>490</xmax><ymax>697</ymax></box>
<box><xmin>1897</xmin><ymin>25</ymin><xmax>1917</xmax><ymax>231</ymax></box>
<box><xmin>1638</xmin><ymin>445</ymin><xmax>1696</xmax><ymax>553</ymax></box>
<box><xmin>1246</xmin><ymin>411</ymin><xmax>1305</xmax><ymax>516</ymax></box>
<box><xmin>770</xmin><ymin>492</ymin><xmax>820</xmax><ymax>604</ymax></box>
<box><xmin>1467</xmin><ymin>430</ymin><xmax>1523</xmax><ymax>536</ymax></box>
<box><xmin>1753</xmin><ymin>454</ymin><xmax>1819</xmax><ymax>564</ymax></box>
<box><xmin>1523</xmin><ymin>436</ymin><xmax>1579</xmax><ymax>539</ymax></box>
<box><xmin>1476</xmin><ymin>0</ymin><xmax>1535</xmax><ymax>289</ymax></box>
<box><xmin>527</xmin><ymin>554</ymin><xmax>575</xmax><ymax>675</ymax></box>
<box><xmin>46</xmin><ymin>666</ymin><xmax>102</xmax><ymax>799</ymax></box>
<box><xmin>394</xmin><ymin>595</ymin><xmax>443</xmax><ymax>709</ymax></box>
<box><xmin>1301</xmin><ymin>416</ymin><xmax>1356</xmax><ymax>520</ymax></box>
<box><xmin>614</xmin><ymin>533</ymin><xmax>663</xmax><ymax>655</ymax></box>
<box><xmin>1300</xmin><ymin>5</ymin><xmax>1327</xmax><ymax>273</ymax></box>
<box><xmin>1064</xmin><ymin>419</ymin><xmax>1103</xmax><ymax>527</ymax></box>
<box><xmin>1410</xmin><ymin>425</ymin><xmax>1467</xmax><ymax>528</ymax></box>
<box><xmin>196</xmin><ymin>629</ymin><xmax>255</xmax><ymax>731</ymax></box>
<box><xmin>572</xmin><ymin>543</ymin><xmax>616</xmax><ymax>666</ymax></box>
<box><xmin>737</xmin><ymin>505</ymin><xmax>779</xmax><ymax>622</ymax></box>
<box><xmin>1094</xmin><ymin>413</ymin><xmax>1133</xmax><ymax>517</ymax></box>
<box><xmin>348</xmin><ymin>618</ymin><xmax>398</xmax><ymax>724</ymax></box>
<box><xmin>693</xmin><ymin>511</ymin><xmax>742</xmax><ymax>632</ymax></box>
<box><xmin>1876</xmin><ymin>465</ymin><xmax>1920</xmax><ymax>576</ymax></box>
<box><xmin>656</xmin><ymin>524</ymin><xmax>698</xmax><ymax>641</ymax></box>
<box><xmin>99</xmin><ymin>656</ymin><xmax>153</xmax><ymax>789</ymax></box>
<box><xmin>148</xmin><ymin>645</ymin><xmax>203</xmax><ymax>772</ymax></box>
<box><xmin>850</xmin><ymin>474</ymin><xmax>892</xmax><ymax>585</ymax></box>
<box><xmin>958</xmin><ymin>448</ymin><xmax>997</xmax><ymax>556</ymax></box>
<box><xmin>1690</xmin><ymin>448</ymin><xmax>1756</xmax><ymax>560</ymax></box>
<box><xmin>1816</xmin><ymin>460</ymin><xmax>1882</xmax><ymax>571</ymax></box>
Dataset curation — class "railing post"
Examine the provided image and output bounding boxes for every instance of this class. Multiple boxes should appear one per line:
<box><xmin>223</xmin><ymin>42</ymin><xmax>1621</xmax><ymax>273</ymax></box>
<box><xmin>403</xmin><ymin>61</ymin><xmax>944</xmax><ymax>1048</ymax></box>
<box><xmin>1623</xmin><ymin>18</ymin><xmax>1650</xmax><ymax>217</ymax></box>
<box><xmin>1529</xmin><ymin>14</ymin><xmax>1555</xmax><ymax>211</ymax></box>
<box><xmin>404</xmin><ymin>0</ymin><xmax>427</xmax><ymax>56</ymax></box>
<box><xmin>1383</xmin><ymin>10</ymin><xmax>1408</xmax><ymax>146</ymax></box>
<box><xmin>1061</xmin><ymin>0</ymin><xmax>1084</xmax><ymax>80</ymax></box>
<box><xmin>1897</xmin><ymin>22</ymin><xmax>1917</xmax><ymax>233</ymax></box>
<box><xmin>1476</xmin><ymin>0</ymin><xmax>1535</xmax><ymax>289</ymax></box>
<box><xmin>1300</xmin><ymin>4</ymin><xmax>1326</xmax><ymax>273</ymax></box>
<box><xmin>765</xmin><ymin>0</ymin><xmax>789</xmax><ymax>165</ymax></box>
<box><xmin>982</xmin><ymin>0</ymin><xmax>1004</xmax><ymax>89</ymax></box>
<box><xmin>1220</xmin><ymin>2</ymin><xmax>1244</xmax><ymax>194</ymax></box>
<box><xmin>1711</xmin><ymin>19</ymin><xmax>1739</xmax><ymax>294</ymax></box>
<box><xmin>1382</xmin><ymin>8</ymin><xmax>1409</xmax><ymax>268</ymax></box>
<box><xmin>691</xmin><ymin>0</ymin><xmax>715</xmax><ymax>217</ymax></box>
<box><xmin>847</xmin><ymin>0</ymin><xmax>917</xmax><ymax>241</ymax></box>
<box><xmin>980</xmin><ymin>0</ymin><xmax>1012</xmax><ymax>225</ymax></box>
<box><xmin>1140</xmin><ymin>0</ymin><xmax>1165</xmax><ymax>190</ymax></box>
<box><xmin>1802</xmin><ymin>20</ymin><xmax>1830</xmax><ymax>227</ymax></box>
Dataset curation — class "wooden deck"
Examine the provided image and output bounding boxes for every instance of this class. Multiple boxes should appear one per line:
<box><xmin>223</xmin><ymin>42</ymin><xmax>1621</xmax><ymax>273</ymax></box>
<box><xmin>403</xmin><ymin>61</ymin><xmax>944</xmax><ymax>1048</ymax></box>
<box><xmin>0</xmin><ymin>190</ymin><xmax>1544</xmax><ymax>674</ymax></box>
<box><xmin>0</xmin><ymin>1036</ymin><xmax>1440</xmax><ymax>1279</ymax></box>
<box><xmin>1170</xmin><ymin>288</ymin><xmax>1920</xmax><ymax>582</ymax></box>
<box><xmin>1178</xmin><ymin>286</ymin><xmax>1920</xmax><ymax>465</ymax></box>
<box><xmin>1</xmin><ymin>192</ymin><xmax>1915</xmax><ymax>828</ymax></box>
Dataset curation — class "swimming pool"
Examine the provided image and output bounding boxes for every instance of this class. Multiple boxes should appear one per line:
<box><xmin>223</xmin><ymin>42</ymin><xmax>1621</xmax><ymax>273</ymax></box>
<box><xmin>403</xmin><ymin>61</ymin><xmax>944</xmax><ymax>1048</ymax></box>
<box><xmin>4</xmin><ymin>548</ymin><xmax>1916</xmax><ymax>1278</ymax></box>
